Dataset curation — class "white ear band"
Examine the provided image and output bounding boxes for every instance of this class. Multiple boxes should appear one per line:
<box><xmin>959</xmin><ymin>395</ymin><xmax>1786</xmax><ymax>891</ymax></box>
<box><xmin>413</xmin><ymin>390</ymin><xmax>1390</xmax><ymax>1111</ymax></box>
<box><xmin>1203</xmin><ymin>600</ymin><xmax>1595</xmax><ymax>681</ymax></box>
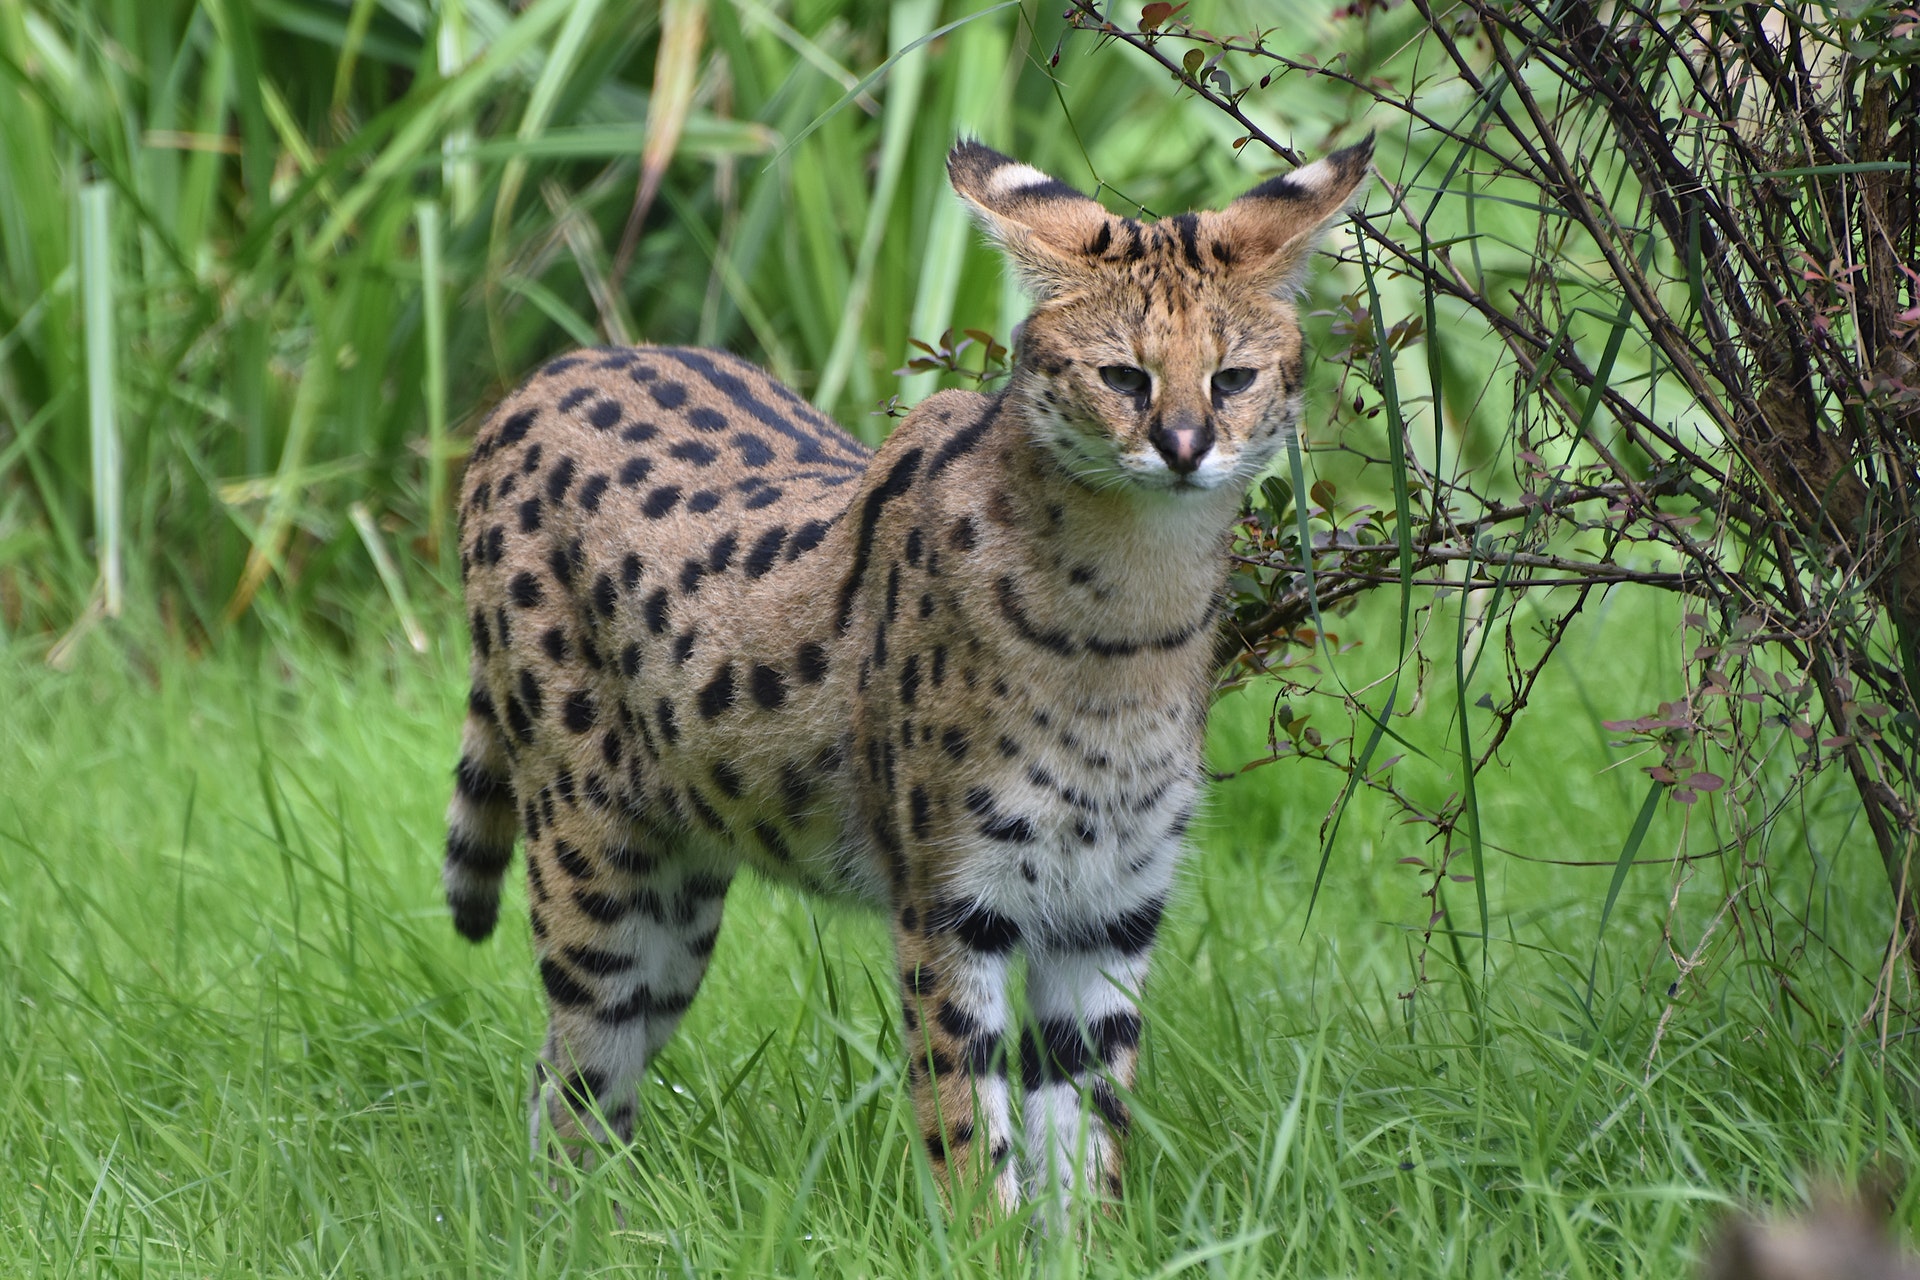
<box><xmin>985</xmin><ymin>162</ymin><xmax>1059</xmax><ymax>198</ymax></box>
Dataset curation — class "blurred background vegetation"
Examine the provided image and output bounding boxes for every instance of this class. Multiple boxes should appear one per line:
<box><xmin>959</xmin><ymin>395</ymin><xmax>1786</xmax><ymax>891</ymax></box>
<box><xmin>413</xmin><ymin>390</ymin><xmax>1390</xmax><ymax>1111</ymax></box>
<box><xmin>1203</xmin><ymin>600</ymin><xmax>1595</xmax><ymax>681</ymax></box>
<box><xmin>0</xmin><ymin>0</ymin><xmax>1383</xmax><ymax>646</ymax></box>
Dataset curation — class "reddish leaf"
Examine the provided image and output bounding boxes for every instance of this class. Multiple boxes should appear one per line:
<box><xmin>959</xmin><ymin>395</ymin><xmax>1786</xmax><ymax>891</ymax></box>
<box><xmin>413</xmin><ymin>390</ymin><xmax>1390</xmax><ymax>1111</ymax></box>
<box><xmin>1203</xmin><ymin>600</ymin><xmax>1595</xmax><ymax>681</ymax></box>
<box><xmin>1138</xmin><ymin>0</ymin><xmax>1185</xmax><ymax>31</ymax></box>
<box><xmin>1687</xmin><ymin>772</ymin><xmax>1724</xmax><ymax>792</ymax></box>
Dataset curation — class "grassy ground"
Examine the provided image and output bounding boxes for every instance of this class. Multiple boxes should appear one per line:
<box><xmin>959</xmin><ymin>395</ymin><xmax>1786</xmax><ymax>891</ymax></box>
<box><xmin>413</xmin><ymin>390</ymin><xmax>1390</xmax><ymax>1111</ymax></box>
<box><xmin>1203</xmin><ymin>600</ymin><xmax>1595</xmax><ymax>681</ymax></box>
<box><xmin>3</xmin><ymin>597</ymin><xmax>1913</xmax><ymax>1278</ymax></box>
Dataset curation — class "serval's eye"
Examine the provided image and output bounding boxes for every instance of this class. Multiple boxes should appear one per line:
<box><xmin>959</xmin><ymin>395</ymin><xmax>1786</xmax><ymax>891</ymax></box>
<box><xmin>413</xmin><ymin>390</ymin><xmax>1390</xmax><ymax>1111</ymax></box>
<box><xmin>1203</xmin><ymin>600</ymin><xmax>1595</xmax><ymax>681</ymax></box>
<box><xmin>1212</xmin><ymin>368</ymin><xmax>1257</xmax><ymax>396</ymax></box>
<box><xmin>1099</xmin><ymin>365</ymin><xmax>1150</xmax><ymax>397</ymax></box>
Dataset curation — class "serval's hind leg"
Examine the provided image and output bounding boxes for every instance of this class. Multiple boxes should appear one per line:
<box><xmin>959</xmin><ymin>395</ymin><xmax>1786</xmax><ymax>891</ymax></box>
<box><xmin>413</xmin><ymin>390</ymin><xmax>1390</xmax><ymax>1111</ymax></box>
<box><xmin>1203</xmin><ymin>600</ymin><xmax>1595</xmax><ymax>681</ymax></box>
<box><xmin>522</xmin><ymin>798</ymin><xmax>733</xmax><ymax>1157</ymax></box>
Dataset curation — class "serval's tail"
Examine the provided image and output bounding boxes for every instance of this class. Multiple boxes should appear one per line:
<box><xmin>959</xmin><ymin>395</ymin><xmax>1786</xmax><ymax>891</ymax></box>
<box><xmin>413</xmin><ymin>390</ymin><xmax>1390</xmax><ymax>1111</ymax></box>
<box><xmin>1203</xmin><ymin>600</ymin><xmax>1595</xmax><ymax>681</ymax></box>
<box><xmin>443</xmin><ymin>667</ymin><xmax>518</xmax><ymax>941</ymax></box>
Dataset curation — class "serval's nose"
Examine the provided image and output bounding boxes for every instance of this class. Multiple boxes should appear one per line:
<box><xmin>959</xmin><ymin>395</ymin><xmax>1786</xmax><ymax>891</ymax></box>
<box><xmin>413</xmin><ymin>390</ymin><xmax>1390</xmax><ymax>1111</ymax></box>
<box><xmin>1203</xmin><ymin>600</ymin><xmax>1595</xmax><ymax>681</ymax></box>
<box><xmin>1148</xmin><ymin>415</ymin><xmax>1215</xmax><ymax>474</ymax></box>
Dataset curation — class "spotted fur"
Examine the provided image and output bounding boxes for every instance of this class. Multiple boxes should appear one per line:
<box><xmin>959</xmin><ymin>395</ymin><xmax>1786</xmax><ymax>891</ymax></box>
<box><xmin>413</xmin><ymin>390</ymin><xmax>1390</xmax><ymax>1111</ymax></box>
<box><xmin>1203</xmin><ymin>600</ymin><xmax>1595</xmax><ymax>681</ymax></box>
<box><xmin>445</xmin><ymin>137</ymin><xmax>1371</xmax><ymax>1219</ymax></box>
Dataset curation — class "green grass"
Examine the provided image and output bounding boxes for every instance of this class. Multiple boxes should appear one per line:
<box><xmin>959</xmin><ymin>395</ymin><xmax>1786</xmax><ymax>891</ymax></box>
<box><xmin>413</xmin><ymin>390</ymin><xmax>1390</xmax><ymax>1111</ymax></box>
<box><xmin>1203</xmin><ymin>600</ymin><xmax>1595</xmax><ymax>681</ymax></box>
<box><xmin>4</xmin><ymin>598</ymin><xmax>1912</xmax><ymax>1277</ymax></box>
<box><xmin>3</xmin><ymin>1</ymin><xmax>1912</xmax><ymax>1274</ymax></box>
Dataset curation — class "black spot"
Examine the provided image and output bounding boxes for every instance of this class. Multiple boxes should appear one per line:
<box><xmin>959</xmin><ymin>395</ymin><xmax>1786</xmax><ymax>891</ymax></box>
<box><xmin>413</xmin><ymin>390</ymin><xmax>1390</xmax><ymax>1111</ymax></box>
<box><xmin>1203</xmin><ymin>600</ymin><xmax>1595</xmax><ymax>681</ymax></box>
<box><xmin>599</xmin><ymin>983</ymin><xmax>694</xmax><ymax>1026</ymax></box>
<box><xmin>949</xmin><ymin>516</ymin><xmax>977</xmax><ymax>550</ymax></box>
<box><xmin>578</xmin><ymin>474</ymin><xmax>609</xmax><ymax>511</ymax></box>
<box><xmin>697</xmin><ymin>663</ymin><xmax>736</xmax><ymax>719</ymax></box>
<box><xmin>669</xmin><ymin>440</ymin><xmax>717</xmax><ymax>466</ymax></box>
<box><xmin>1069</xmin><ymin>564</ymin><xmax>1096</xmax><ymax>585</ymax></box>
<box><xmin>995</xmin><ymin>576</ymin><xmax>1075</xmax><ymax>655</ymax></box>
<box><xmin>505</xmin><ymin>695</ymin><xmax>533</xmax><ymax>744</ymax></box>
<box><xmin>687</xmin><ymin>490</ymin><xmax>721</xmax><ymax>513</ymax></box>
<box><xmin>621</xmin><ymin>553</ymin><xmax>643</xmax><ymax>590</ymax></box>
<box><xmin>753</xmin><ymin>821</ymin><xmax>792</xmax><ymax>863</ymax></box>
<box><xmin>749</xmin><ymin>664</ymin><xmax>787</xmax><ymax>710</ymax></box>
<box><xmin>787</xmin><ymin>519</ymin><xmax>831</xmax><ymax>560</ymax></box>
<box><xmin>900</xmin><ymin>905</ymin><xmax>921</xmax><ymax>934</ymax></box>
<box><xmin>707</xmin><ymin>532</ymin><xmax>738</xmax><ymax>573</ymax></box>
<box><xmin>518</xmin><ymin>497</ymin><xmax>543</xmax><ymax>533</ymax></box>
<box><xmin>563</xmin><ymin>690</ymin><xmax>596</xmax><ymax>733</ymax></box>
<box><xmin>538</xmin><ymin>957</ymin><xmax>593</xmax><ymax>1007</ymax></box>
<box><xmin>929</xmin><ymin>901</ymin><xmax>1021</xmax><ymax>954</ymax></box>
<box><xmin>564</xmin><ymin>943</ymin><xmax>634</xmax><ymax>975</ymax></box>
<box><xmin>899</xmin><ymin>654</ymin><xmax>920</xmax><ymax>705</ymax></box>
<box><xmin>515</xmin><ymin>670</ymin><xmax>544</xmax><ymax>721</ymax></box>
<box><xmin>574</xmin><ymin>888</ymin><xmax>628</xmax><ymax>923</ymax></box>
<box><xmin>687</xmin><ymin>406</ymin><xmax>727</xmax><ymax>432</ymax></box>
<box><xmin>836</xmin><ymin>448</ymin><xmax>924</xmax><ymax>633</ymax></box>
<box><xmin>734</xmin><ymin>433</ymin><xmax>774</xmax><ymax>467</ymax></box>
<box><xmin>546</xmin><ymin>457</ymin><xmax>576</xmax><ymax>503</ymax></box>
<box><xmin>621</xmin><ymin>420</ymin><xmax>657</xmax><ymax>445</ymax></box>
<box><xmin>711</xmin><ymin>760</ymin><xmax>744</xmax><ymax>799</ymax></box>
<box><xmin>540</xmin><ymin>627</ymin><xmax>569</xmax><ymax>663</ymax></box>
<box><xmin>743</xmin><ymin>486</ymin><xmax>782</xmax><ymax>509</ymax></box>
<box><xmin>618</xmin><ymin>456</ymin><xmax>653</xmax><ymax>487</ymax></box>
<box><xmin>498</xmin><ymin>409</ymin><xmax>535</xmax><ymax>445</ymax></box>
<box><xmin>483</xmin><ymin>525</ymin><xmax>505</xmax><ymax>564</ymax></box>
<box><xmin>620</xmin><ymin>642</ymin><xmax>642</xmax><ymax>677</ymax></box>
<box><xmin>1172</xmin><ymin>212</ymin><xmax>1203</xmax><ymax>268</ymax></box>
<box><xmin>925</xmin><ymin>396</ymin><xmax>998</xmax><ymax>479</ymax></box>
<box><xmin>1087</xmin><ymin>221</ymin><xmax>1113</xmax><ymax>255</ymax></box>
<box><xmin>552</xmin><ymin>839</ymin><xmax>592</xmax><ymax>879</ymax></box>
<box><xmin>650</xmin><ymin>381</ymin><xmax>688</xmax><ymax>410</ymax></box>
<box><xmin>509</xmin><ymin>572</ymin><xmax>542</xmax><ymax>608</ymax></box>
<box><xmin>655</xmin><ymin>698</ymin><xmax>679</xmax><ymax>743</ymax></box>
<box><xmin>643</xmin><ymin>587</ymin><xmax>671</xmax><ymax>634</ymax></box>
<box><xmin>685</xmin><ymin>786</ymin><xmax>727</xmax><ymax>832</ymax></box>
<box><xmin>779</xmin><ymin>763</ymin><xmax>812</xmax><ymax>822</ymax></box>
<box><xmin>909</xmin><ymin>786</ymin><xmax>932</xmax><ymax>839</ymax></box>
<box><xmin>796</xmin><ymin>642</ymin><xmax>829</xmax><ymax>683</ymax></box>
<box><xmin>522</xmin><ymin>443</ymin><xmax>543</xmax><ymax>474</ymax></box>
<box><xmin>941</xmin><ymin>727</ymin><xmax>969</xmax><ymax>760</ymax></box>
<box><xmin>592</xmin><ymin>573</ymin><xmax>617</xmax><ymax>617</ymax></box>
<box><xmin>642</xmin><ymin>485</ymin><xmax>682</xmax><ymax>518</ymax></box>
<box><xmin>602</xmin><ymin>729</ymin><xmax>623</xmax><ymax>769</ymax></box>
<box><xmin>919</xmin><ymin>592</ymin><xmax>936</xmax><ymax>620</ymax></box>
<box><xmin>744</xmin><ymin>526</ymin><xmax>787</xmax><ymax>578</ymax></box>
<box><xmin>546</xmin><ymin>546</ymin><xmax>576</xmax><ymax>590</ymax></box>
<box><xmin>679</xmin><ymin>559</ymin><xmax>708</xmax><ymax>594</ymax></box>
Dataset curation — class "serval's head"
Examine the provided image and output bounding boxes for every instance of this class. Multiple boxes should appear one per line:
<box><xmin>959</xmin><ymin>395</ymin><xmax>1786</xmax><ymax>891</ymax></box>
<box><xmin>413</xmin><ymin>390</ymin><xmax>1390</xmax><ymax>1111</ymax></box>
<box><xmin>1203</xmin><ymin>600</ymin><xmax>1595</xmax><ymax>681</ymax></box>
<box><xmin>949</xmin><ymin>138</ymin><xmax>1371</xmax><ymax>495</ymax></box>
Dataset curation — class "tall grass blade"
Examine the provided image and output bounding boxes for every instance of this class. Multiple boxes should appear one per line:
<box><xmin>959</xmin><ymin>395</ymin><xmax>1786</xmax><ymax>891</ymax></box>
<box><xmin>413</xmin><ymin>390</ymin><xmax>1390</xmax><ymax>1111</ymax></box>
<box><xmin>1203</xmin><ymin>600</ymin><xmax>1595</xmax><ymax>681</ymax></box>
<box><xmin>348</xmin><ymin>501</ymin><xmax>427</xmax><ymax>654</ymax></box>
<box><xmin>80</xmin><ymin>181</ymin><xmax>120</xmax><ymax>618</ymax></box>
<box><xmin>901</xmin><ymin>11</ymin><xmax>1009</xmax><ymax>404</ymax></box>
<box><xmin>416</xmin><ymin>199</ymin><xmax>449</xmax><ymax>561</ymax></box>
<box><xmin>768</xmin><ymin>0</ymin><xmax>1022</xmax><ymax>164</ymax></box>
<box><xmin>812</xmin><ymin>0</ymin><xmax>937</xmax><ymax>414</ymax></box>
<box><xmin>613</xmin><ymin>0</ymin><xmax>706</xmax><ymax>282</ymax></box>
<box><xmin>1585</xmin><ymin>780</ymin><xmax>1663</xmax><ymax>1008</ymax></box>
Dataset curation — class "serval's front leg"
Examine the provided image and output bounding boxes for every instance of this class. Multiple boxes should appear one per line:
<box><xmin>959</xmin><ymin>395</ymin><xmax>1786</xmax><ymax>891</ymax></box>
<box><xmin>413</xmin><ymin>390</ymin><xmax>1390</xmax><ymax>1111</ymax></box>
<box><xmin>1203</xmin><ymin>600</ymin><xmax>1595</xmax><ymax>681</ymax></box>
<box><xmin>894</xmin><ymin>897</ymin><xmax>1019</xmax><ymax>1212</ymax></box>
<box><xmin>1020</xmin><ymin>895</ymin><xmax>1162</xmax><ymax>1224</ymax></box>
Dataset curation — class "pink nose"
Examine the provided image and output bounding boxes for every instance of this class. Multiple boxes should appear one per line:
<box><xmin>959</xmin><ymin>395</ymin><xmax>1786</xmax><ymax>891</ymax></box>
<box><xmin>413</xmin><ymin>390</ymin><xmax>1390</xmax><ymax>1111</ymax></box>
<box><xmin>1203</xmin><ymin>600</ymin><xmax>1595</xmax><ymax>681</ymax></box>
<box><xmin>1149</xmin><ymin>421</ymin><xmax>1214</xmax><ymax>474</ymax></box>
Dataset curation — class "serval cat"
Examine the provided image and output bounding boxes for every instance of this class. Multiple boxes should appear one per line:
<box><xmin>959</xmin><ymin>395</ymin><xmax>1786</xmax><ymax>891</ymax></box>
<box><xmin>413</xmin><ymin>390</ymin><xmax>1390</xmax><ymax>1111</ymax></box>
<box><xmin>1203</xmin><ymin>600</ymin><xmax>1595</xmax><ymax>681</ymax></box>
<box><xmin>445</xmin><ymin>136</ymin><xmax>1372</xmax><ymax>1216</ymax></box>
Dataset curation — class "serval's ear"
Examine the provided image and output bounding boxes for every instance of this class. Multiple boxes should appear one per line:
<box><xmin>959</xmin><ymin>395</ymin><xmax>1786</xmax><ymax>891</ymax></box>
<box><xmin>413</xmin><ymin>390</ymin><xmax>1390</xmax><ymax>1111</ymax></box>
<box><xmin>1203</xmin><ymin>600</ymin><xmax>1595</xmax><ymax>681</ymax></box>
<box><xmin>948</xmin><ymin>140</ymin><xmax>1113</xmax><ymax>301</ymax></box>
<box><xmin>1214</xmin><ymin>136</ymin><xmax>1374</xmax><ymax>295</ymax></box>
